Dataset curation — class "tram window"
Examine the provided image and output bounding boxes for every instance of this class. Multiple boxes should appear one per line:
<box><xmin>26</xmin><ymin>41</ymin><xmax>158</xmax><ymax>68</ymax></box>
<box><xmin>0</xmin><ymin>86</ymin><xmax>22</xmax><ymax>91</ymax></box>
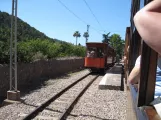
<box><xmin>87</xmin><ymin>47</ymin><xmax>105</xmax><ymax>58</ymax></box>
<box><xmin>97</xmin><ymin>48</ymin><xmax>104</xmax><ymax>57</ymax></box>
<box><xmin>87</xmin><ymin>47</ymin><xmax>97</xmax><ymax>58</ymax></box>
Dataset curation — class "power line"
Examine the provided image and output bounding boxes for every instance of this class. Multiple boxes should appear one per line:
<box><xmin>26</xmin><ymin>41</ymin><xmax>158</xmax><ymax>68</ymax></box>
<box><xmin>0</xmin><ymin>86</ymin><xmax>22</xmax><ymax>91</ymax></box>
<box><xmin>90</xmin><ymin>26</ymin><xmax>103</xmax><ymax>34</ymax></box>
<box><xmin>57</xmin><ymin>0</ymin><xmax>88</xmax><ymax>25</ymax></box>
<box><xmin>83</xmin><ymin>0</ymin><xmax>105</xmax><ymax>33</ymax></box>
<box><xmin>57</xmin><ymin>0</ymin><xmax>125</xmax><ymax>35</ymax></box>
<box><xmin>57</xmin><ymin>0</ymin><xmax>103</xmax><ymax>35</ymax></box>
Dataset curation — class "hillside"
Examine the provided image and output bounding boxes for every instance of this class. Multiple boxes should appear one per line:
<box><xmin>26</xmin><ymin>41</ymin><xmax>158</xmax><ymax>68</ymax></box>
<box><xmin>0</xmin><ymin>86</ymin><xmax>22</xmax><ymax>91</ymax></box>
<box><xmin>0</xmin><ymin>11</ymin><xmax>57</xmax><ymax>42</ymax></box>
<box><xmin>0</xmin><ymin>11</ymin><xmax>85</xmax><ymax>64</ymax></box>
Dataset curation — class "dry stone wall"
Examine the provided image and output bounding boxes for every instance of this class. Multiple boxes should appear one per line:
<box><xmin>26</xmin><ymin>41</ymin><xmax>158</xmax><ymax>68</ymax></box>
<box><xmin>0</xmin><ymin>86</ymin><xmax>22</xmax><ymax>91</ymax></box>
<box><xmin>0</xmin><ymin>58</ymin><xmax>84</xmax><ymax>97</ymax></box>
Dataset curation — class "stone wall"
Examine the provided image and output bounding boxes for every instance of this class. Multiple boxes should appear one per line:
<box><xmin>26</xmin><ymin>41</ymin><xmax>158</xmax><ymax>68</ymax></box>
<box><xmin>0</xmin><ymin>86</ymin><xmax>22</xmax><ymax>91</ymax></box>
<box><xmin>0</xmin><ymin>58</ymin><xmax>84</xmax><ymax>97</ymax></box>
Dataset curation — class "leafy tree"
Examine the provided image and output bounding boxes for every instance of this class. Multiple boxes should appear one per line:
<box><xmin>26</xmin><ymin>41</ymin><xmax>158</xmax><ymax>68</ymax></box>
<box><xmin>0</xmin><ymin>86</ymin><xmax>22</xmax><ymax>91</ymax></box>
<box><xmin>109</xmin><ymin>34</ymin><xmax>125</xmax><ymax>62</ymax></box>
<box><xmin>83</xmin><ymin>32</ymin><xmax>89</xmax><ymax>43</ymax></box>
<box><xmin>102</xmin><ymin>32</ymin><xmax>110</xmax><ymax>44</ymax></box>
<box><xmin>73</xmin><ymin>31</ymin><xmax>81</xmax><ymax>46</ymax></box>
<box><xmin>0</xmin><ymin>41</ymin><xmax>9</xmax><ymax>63</ymax></box>
<box><xmin>73</xmin><ymin>46</ymin><xmax>86</xmax><ymax>57</ymax></box>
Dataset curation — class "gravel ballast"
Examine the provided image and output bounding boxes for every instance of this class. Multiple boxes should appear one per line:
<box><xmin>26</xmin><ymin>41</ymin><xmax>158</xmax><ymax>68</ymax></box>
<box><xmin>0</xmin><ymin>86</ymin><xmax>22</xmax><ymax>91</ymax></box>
<box><xmin>0</xmin><ymin>69</ymin><xmax>127</xmax><ymax>120</ymax></box>
<box><xmin>68</xmin><ymin>75</ymin><xmax>127</xmax><ymax>120</ymax></box>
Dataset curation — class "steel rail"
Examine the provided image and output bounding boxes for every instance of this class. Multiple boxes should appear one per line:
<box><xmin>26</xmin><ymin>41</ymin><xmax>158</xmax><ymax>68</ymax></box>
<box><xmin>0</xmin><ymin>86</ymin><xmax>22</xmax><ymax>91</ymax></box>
<box><xmin>23</xmin><ymin>73</ymin><xmax>91</xmax><ymax>120</ymax></box>
<box><xmin>59</xmin><ymin>75</ymin><xmax>99</xmax><ymax>120</ymax></box>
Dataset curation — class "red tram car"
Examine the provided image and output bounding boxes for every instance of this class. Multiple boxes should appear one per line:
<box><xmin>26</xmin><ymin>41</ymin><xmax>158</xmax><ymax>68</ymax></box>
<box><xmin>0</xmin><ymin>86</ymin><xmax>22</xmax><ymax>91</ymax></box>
<box><xmin>84</xmin><ymin>42</ymin><xmax>116</xmax><ymax>72</ymax></box>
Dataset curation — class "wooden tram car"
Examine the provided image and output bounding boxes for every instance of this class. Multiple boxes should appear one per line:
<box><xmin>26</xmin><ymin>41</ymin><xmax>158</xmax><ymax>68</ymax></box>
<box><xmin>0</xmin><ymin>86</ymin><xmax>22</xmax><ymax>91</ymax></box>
<box><xmin>84</xmin><ymin>42</ymin><xmax>116</xmax><ymax>72</ymax></box>
<box><xmin>124</xmin><ymin>0</ymin><xmax>161</xmax><ymax>120</ymax></box>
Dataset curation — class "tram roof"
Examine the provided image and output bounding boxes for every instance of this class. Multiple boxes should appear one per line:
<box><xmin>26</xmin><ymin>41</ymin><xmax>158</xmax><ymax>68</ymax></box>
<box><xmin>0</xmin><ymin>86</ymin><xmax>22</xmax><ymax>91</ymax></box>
<box><xmin>86</xmin><ymin>42</ymin><xmax>114</xmax><ymax>49</ymax></box>
<box><xmin>86</xmin><ymin>42</ymin><xmax>108</xmax><ymax>46</ymax></box>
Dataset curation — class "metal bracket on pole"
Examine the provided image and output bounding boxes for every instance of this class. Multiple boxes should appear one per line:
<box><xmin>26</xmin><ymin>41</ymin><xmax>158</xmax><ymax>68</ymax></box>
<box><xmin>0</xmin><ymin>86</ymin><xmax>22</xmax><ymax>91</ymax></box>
<box><xmin>86</xmin><ymin>25</ymin><xmax>90</xmax><ymax>43</ymax></box>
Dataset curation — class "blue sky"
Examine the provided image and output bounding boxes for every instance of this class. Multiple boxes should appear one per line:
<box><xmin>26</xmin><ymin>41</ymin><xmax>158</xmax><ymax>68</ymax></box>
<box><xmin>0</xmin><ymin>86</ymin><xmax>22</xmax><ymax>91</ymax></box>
<box><xmin>0</xmin><ymin>0</ymin><xmax>131</xmax><ymax>46</ymax></box>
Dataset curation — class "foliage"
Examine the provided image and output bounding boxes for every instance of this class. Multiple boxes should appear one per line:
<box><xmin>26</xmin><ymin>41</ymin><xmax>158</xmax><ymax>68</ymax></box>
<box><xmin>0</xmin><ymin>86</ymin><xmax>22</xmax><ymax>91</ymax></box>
<box><xmin>102</xmin><ymin>32</ymin><xmax>110</xmax><ymax>44</ymax></box>
<box><xmin>0</xmin><ymin>41</ymin><xmax>9</xmax><ymax>63</ymax></box>
<box><xmin>5</xmin><ymin>39</ymin><xmax>85</xmax><ymax>63</ymax></box>
<box><xmin>83</xmin><ymin>32</ymin><xmax>89</xmax><ymax>38</ymax></box>
<box><xmin>109</xmin><ymin>34</ymin><xmax>125</xmax><ymax>61</ymax></box>
<box><xmin>73</xmin><ymin>31</ymin><xmax>81</xmax><ymax>46</ymax></box>
<box><xmin>32</xmin><ymin>51</ymin><xmax>47</xmax><ymax>61</ymax></box>
<box><xmin>72</xmin><ymin>45</ymin><xmax>86</xmax><ymax>57</ymax></box>
<box><xmin>17</xmin><ymin>41</ymin><xmax>35</xmax><ymax>62</ymax></box>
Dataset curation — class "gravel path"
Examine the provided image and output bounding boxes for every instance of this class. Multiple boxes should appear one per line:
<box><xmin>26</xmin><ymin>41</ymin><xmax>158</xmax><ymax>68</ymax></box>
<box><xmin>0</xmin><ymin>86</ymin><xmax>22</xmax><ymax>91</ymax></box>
<box><xmin>68</xmin><ymin>75</ymin><xmax>127</xmax><ymax>120</ymax></box>
<box><xmin>0</xmin><ymin>69</ymin><xmax>127</xmax><ymax>120</ymax></box>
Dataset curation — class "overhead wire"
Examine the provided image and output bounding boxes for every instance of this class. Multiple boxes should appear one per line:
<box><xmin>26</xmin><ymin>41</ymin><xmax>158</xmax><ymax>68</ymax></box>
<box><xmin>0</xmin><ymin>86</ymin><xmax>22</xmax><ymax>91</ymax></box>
<box><xmin>57</xmin><ymin>0</ymin><xmax>88</xmax><ymax>25</ymax></box>
<box><xmin>83</xmin><ymin>0</ymin><xmax>106</xmax><ymax>33</ymax></box>
<box><xmin>57</xmin><ymin>0</ymin><xmax>103</xmax><ymax>35</ymax></box>
<box><xmin>57</xmin><ymin>0</ymin><xmax>125</xmax><ymax>35</ymax></box>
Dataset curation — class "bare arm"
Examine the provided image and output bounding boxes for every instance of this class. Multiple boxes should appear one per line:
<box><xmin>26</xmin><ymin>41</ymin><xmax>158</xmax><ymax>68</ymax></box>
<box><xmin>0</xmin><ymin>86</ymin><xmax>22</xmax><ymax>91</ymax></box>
<box><xmin>143</xmin><ymin>0</ymin><xmax>161</xmax><ymax>12</ymax></box>
<box><xmin>134</xmin><ymin>0</ymin><xmax>161</xmax><ymax>55</ymax></box>
<box><xmin>128</xmin><ymin>66</ymin><xmax>140</xmax><ymax>84</ymax></box>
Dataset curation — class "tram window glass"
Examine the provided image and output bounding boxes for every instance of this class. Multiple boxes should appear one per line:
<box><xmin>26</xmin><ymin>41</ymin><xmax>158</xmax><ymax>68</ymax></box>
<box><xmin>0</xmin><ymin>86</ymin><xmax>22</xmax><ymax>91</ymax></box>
<box><xmin>97</xmin><ymin>48</ymin><xmax>104</xmax><ymax>57</ymax></box>
<box><xmin>87</xmin><ymin>47</ymin><xmax>104</xmax><ymax>58</ymax></box>
<box><xmin>87</xmin><ymin>47</ymin><xmax>97</xmax><ymax>58</ymax></box>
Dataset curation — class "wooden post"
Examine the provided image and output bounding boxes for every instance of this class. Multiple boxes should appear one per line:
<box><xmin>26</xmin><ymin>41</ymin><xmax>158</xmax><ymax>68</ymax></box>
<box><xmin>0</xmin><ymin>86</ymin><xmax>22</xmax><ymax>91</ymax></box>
<box><xmin>137</xmin><ymin>41</ymin><xmax>157</xmax><ymax>107</ymax></box>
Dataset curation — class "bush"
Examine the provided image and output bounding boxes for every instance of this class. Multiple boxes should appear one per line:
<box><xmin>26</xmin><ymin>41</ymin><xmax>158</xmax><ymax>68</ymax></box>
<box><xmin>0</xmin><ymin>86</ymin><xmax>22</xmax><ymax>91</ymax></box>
<box><xmin>1</xmin><ymin>39</ymin><xmax>86</xmax><ymax>63</ymax></box>
<box><xmin>47</xmin><ymin>42</ymin><xmax>61</xmax><ymax>58</ymax></box>
<box><xmin>32</xmin><ymin>51</ymin><xmax>47</xmax><ymax>61</ymax></box>
<box><xmin>17</xmin><ymin>41</ymin><xmax>34</xmax><ymax>62</ymax></box>
<box><xmin>0</xmin><ymin>41</ymin><xmax>9</xmax><ymax>63</ymax></box>
<box><xmin>73</xmin><ymin>46</ymin><xmax>86</xmax><ymax>57</ymax></box>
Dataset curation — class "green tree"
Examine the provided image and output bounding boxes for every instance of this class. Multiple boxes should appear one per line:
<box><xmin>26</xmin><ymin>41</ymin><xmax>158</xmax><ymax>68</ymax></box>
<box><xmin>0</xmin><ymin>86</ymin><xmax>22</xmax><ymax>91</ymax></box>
<box><xmin>109</xmin><ymin>34</ymin><xmax>125</xmax><ymax>62</ymax></box>
<box><xmin>83</xmin><ymin>32</ymin><xmax>89</xmax><ymax>43</ymax></box>
<box><xmin>102</xmin><ymin>32</ymin><xmax>110</xmax><ymax>44</ymax></box>
<box><xmin>73</xmin><ymin>31</ymin><xmax>81</xmax><ymax>46</ymax></box>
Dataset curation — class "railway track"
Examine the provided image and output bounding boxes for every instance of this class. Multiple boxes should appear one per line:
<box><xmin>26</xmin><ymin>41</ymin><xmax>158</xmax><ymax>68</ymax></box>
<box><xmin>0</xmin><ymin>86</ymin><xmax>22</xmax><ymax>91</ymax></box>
<box><xmin>23</xmin><ymin>73</ymin><xmax>99</xmax><ymax>120</ymax></box>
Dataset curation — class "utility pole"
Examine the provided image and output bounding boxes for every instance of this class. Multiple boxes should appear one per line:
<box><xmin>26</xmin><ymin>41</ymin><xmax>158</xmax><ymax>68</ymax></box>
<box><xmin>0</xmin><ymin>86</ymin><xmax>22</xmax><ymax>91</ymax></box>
<box><xmin>6</xmin><ymin>0</ymin><xmax>20</xmax><ymax>102</ymax></box>
<box><xmin>86</xmin><ymin>25</ymin><xmax>90</xmax><ymax>43</ymax></box>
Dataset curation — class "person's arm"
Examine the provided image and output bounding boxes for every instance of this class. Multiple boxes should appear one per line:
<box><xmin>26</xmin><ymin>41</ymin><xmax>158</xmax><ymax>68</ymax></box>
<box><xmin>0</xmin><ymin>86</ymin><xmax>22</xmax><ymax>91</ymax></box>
<box><xmin>134</xmin><ymin>0</ymin><xmax>161</xmax><ymax>55</ymax></box>
<box><xmin>128</xmin><ymin>66</ymin><xmax>140</xmax><ymax>84</ymax></box>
